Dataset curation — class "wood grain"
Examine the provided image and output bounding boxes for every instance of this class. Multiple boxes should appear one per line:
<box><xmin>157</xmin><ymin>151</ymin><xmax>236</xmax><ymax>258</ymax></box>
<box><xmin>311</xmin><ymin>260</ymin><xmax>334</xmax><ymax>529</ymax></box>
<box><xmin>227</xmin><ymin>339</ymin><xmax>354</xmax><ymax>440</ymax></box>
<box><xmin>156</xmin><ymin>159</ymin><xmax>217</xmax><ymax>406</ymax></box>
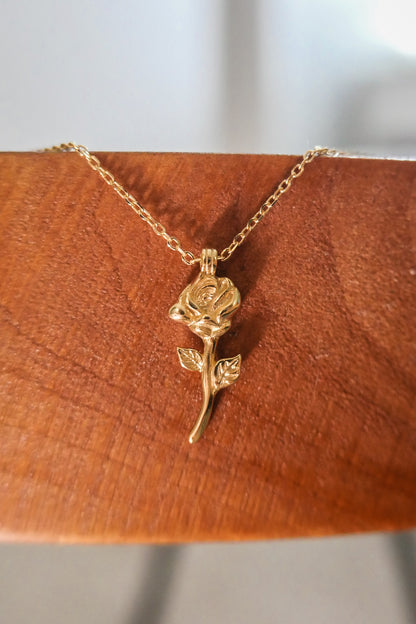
<box><xmin>0</xmin><ymin>151</ymin><xmax>415</xmax><ymax>543</ymax></box>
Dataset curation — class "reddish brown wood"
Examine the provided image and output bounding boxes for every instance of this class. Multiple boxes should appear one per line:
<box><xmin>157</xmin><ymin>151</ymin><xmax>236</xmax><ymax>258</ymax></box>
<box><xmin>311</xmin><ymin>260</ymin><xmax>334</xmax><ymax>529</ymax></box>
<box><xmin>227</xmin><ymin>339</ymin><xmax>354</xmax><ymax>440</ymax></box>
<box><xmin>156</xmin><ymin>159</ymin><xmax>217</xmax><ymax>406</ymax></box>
<box><xmin>0</xmin><ymin>151</ymin><xmax>415</xmax><ymax>543</ymax></box>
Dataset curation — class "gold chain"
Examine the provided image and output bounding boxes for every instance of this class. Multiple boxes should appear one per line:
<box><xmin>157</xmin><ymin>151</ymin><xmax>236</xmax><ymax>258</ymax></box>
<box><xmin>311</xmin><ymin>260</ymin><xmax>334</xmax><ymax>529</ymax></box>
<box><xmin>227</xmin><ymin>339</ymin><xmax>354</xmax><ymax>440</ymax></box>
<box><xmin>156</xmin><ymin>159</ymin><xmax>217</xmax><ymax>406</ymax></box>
<box><xmin>43</xmin><ymin>142</ymin><xmax>340</xmax><ymax>265</ymax></box>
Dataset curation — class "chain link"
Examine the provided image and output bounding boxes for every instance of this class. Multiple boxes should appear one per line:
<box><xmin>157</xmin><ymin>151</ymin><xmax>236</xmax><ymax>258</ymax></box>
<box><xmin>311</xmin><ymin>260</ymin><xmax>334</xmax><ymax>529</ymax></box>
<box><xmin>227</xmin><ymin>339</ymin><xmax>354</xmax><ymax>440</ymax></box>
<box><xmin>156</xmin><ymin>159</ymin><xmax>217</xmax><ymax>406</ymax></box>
<box><xmin>43</xmin><ymin>142</ymin><xmax>340</xmax><ymax>265</ymax></box>
<box><xmin>217</xmin><ymin>147</ymin><xmax>340</xmax><ymax>261</ymax></box>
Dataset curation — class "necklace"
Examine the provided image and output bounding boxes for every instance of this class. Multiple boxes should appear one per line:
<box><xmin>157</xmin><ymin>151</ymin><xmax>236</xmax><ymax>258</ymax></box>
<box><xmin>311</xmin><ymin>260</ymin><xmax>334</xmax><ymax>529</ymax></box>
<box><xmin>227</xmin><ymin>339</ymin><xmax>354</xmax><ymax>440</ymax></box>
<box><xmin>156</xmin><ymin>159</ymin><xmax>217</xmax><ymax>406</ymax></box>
<box><xmin>44</xmin><ymin>143</ymin><xmax>340</xmax><ymax>443</ymax></box>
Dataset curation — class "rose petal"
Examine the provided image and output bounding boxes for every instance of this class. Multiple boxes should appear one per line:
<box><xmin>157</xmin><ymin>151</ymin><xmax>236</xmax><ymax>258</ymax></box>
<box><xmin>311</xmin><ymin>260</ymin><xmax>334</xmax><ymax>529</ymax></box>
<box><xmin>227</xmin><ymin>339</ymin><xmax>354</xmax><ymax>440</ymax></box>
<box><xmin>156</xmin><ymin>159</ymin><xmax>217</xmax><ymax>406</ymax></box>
<box><xmin>168</xmin><ymin>304</ymin><xmax>191</xmax><ymax>323</ymax></box>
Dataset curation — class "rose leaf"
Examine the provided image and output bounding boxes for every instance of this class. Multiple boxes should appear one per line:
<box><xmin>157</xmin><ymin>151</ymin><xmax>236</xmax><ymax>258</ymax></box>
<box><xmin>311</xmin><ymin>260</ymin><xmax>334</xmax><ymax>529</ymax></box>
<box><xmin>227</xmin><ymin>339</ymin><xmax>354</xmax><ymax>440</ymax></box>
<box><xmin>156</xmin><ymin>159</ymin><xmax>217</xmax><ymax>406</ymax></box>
<box><xmin>214</xmin><ymin>354</ymin><xmax>241</xmax><ymax>392</ymax></box>
<box><xmin>177</xmin><ymin>347</ymin><xmax>203</xmax><ymax>372</ymax></box>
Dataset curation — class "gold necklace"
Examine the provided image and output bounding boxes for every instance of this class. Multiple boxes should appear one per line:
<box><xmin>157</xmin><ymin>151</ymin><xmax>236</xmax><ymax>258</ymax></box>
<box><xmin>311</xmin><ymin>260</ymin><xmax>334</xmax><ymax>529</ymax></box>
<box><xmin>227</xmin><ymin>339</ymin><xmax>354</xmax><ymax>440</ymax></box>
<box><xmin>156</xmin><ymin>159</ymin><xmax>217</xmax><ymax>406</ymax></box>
<box><xmin>44</xmin><ymin>143</ymin><xmax>340</xmax><ymax>443</ymax></box>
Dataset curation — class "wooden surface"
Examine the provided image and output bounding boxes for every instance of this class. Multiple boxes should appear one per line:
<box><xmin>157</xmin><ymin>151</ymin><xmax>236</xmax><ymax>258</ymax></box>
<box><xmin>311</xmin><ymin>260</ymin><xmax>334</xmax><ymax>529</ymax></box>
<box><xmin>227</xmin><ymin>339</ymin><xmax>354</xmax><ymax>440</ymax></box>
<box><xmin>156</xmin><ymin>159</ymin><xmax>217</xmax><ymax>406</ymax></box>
<box><xmin>0</xmin><ymin>151</ymin><xmax>415</xmax><ymax>543</ymax></box>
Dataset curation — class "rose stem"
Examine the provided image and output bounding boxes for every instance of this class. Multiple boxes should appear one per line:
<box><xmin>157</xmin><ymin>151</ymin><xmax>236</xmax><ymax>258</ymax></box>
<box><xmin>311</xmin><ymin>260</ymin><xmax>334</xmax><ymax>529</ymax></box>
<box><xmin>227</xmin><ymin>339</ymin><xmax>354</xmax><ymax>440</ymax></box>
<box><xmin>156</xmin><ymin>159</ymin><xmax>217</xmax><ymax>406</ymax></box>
<box><xmin>188</xmin><ymin>336</ymin><xmax>218</xmax><ymax>443</ymax></box>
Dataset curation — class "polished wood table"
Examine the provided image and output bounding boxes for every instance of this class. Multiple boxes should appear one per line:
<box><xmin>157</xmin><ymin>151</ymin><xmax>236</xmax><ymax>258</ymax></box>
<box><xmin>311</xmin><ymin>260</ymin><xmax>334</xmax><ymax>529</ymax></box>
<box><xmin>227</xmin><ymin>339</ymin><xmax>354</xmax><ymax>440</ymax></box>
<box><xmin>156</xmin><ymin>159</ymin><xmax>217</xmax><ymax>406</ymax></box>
<box><xmin>0</xmin><ymin>151</ymin><xmax>415</xmax><ymax>542</ymax></box>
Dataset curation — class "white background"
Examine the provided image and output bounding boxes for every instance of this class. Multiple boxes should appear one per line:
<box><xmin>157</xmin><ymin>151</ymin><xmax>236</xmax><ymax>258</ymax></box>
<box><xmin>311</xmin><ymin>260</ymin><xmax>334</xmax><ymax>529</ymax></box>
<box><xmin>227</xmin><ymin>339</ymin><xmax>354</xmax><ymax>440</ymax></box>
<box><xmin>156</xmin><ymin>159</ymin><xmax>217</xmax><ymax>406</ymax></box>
<box><xmin>1</xmin><ymin>0</ymin><xmax>416</xmax><ymax>155</ymax></box>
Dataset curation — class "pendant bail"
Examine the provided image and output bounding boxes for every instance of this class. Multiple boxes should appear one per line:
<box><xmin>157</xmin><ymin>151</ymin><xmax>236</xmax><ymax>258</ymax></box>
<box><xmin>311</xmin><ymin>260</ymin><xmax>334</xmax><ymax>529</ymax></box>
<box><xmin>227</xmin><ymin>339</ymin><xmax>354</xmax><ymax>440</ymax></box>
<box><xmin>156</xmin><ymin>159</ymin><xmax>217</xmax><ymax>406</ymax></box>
<box><xmin>200</xmin><ymin>249</ymin><xmax>218</xmax><ymax>275</ymax></box>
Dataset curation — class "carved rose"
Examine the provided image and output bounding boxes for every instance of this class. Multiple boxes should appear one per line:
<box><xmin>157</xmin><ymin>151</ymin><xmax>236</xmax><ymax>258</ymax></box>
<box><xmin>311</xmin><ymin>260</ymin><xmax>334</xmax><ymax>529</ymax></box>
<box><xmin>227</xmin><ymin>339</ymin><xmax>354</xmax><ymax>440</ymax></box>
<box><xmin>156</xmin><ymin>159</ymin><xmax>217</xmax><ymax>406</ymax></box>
<box><xmin>169</xmin><ymin>266</ymin><xmax>242</xmax><ymax>443</ymax></box>
<box><xmin>169</xmin><ymin>272</ymin><xmax>241</xmax><ymax>339</ymax></box>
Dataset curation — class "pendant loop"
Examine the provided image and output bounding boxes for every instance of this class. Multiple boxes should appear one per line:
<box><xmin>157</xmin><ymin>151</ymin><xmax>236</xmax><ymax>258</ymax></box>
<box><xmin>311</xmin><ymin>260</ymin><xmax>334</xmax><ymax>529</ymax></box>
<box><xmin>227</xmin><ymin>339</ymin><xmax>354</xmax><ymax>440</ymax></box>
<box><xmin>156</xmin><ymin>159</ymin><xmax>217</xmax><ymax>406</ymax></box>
<box><xmin>200</xmin><ymin>249</ymin><xmax>218</xmax><ymax>275</ymax></box>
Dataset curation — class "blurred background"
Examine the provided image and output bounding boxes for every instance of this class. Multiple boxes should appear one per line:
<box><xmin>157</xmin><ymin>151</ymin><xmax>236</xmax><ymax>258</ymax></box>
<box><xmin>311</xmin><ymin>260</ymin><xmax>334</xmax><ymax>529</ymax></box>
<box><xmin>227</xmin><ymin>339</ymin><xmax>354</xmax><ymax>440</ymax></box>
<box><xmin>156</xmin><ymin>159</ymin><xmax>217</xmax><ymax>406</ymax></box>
<box><xmin>1</xmin><ymin>0</ymin><xmax>415</xmax><ymax>622</ymax></box>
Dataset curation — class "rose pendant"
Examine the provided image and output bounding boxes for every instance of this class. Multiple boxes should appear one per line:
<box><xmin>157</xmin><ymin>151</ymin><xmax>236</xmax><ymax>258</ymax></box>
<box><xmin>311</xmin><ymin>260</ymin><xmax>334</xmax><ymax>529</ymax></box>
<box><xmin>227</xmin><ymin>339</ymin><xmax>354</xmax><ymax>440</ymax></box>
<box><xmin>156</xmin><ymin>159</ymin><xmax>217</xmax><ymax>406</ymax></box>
<box><xmin>169</xmin><ymin>249</ymin><xmax>241</xmax><ymax>443</ymax></box>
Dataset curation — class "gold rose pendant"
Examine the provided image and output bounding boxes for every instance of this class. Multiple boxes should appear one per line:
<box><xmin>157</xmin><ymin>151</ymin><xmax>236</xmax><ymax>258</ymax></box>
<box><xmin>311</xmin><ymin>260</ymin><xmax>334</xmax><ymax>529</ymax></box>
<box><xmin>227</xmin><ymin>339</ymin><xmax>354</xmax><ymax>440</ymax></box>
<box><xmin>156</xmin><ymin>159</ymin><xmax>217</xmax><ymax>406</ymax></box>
<box><xmin>169</xmin><ymin>249</ymin><xmax>241</xmax><ymax>443</ymax></box>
